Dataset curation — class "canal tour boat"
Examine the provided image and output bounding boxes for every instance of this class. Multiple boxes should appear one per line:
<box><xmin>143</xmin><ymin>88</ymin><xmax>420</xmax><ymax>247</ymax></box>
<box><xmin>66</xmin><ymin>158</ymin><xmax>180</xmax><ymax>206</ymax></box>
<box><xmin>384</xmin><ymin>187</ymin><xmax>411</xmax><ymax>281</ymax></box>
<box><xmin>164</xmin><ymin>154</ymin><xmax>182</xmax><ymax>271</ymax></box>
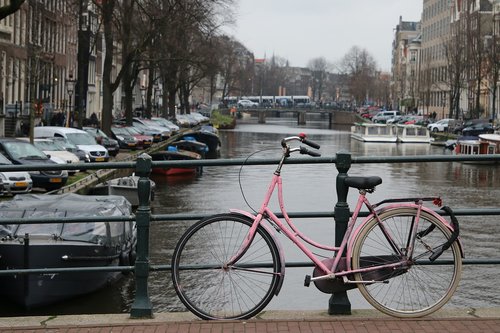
<box><xmin>350</xmin><ymin>123</ymin><xmax>397</xmax><ymax>142</ymax></box>
<box><xmin>351</xmin><ymin>123</ymin><xmax>431</xmax><ymax>143</ymax></box>
<box><xmin>394</xmin><ymin>124</ymin><xmax>431</xmax><ymax>143</ymax></box>
<box><xmin>0</xmin><ymin>193</ymin><xmax>136</xmax><ymax>308</ymax></box>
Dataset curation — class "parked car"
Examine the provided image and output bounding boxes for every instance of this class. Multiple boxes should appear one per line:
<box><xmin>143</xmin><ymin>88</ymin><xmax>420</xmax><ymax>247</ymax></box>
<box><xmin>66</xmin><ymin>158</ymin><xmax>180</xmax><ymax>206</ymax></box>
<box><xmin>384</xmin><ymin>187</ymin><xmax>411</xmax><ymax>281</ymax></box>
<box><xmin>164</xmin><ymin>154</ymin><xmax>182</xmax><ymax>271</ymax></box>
<box><xmin>372</xmin><ymin>111</ymin><xmax>402</xmax><ymax>123</ymax></box>
<box><xmin>175</xmin><ymin>114</ymin><xmax>199</xmax><ymax>127</ymax></box>
<box><xmin>0</xmin><ymin>152</ymin><xmax>33</xmax><ymax>195</ymax></box>
<box><xmin>0</xmin><ymin>138</ymin><xmax>68</xmax><ymax>191</ymax></box>
<box><xmin>237</xmin><ymin>99</ymin><xmax>259</xmax><ymax>108</ymax></box>
<box><xmin>19</xmin><ymin>138</ymin><xmax>81</xmax><ymax>175</ymax></box>
<box><xmin>129</xmin><ymin>118</ymin><xmax>171</xmax><ymax>141</ymax></box>
<box><xmin>461</xmin><ymin>122</ymin><xmax>495</xmax><ymax>137</ymax></box>
<box><xmin>151</xmin><ymin>117</ymin><xmax>180</xmax><ymax>134</ymax></box>
<box><xmin>111</xmin><ymin>125</ymin><xmax>153</xmax><ymax>149</ymax></box>
<box><xmin>453</xmin><ymin>119</ymin><xmax>490</xmax><ymax>135</ymax></box>
<box><xmin>190</xmin><ymin>112</ymin><xmax>210</xmax><ymax>123</ymax></box>
<box><xmin>82</xmin><ymin>127</ymin><xmax>120</xmax><ymax>157</ymax></box>
<box><xmin>34</xmin><ymin>127</ymin><xmax>109</xmax><ymax>162</ymax></box>
<box><xmin>427</xmin><ymin>118</ymin><xmax>455</xmax><ymax>132</ymax></box>
<box><xmin>109</xmin><ymin>126</ymin><xmax>139</xmax><ymax>150</ymax></box>
<box><xmin>50</xmin><ymin>137</ymin><xmax>91</xmax><ymax>163</ymax></box>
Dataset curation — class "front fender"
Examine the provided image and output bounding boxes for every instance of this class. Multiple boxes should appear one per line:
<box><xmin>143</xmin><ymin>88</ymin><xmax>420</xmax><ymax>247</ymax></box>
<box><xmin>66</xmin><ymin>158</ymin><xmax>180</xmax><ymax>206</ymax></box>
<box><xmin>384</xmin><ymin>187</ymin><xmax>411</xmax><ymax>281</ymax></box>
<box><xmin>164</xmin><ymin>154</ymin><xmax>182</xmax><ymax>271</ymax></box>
<box><xmin>229</xmin><ymin>209</ymin><xmax>286</xmax><ymax>295</ymax></box>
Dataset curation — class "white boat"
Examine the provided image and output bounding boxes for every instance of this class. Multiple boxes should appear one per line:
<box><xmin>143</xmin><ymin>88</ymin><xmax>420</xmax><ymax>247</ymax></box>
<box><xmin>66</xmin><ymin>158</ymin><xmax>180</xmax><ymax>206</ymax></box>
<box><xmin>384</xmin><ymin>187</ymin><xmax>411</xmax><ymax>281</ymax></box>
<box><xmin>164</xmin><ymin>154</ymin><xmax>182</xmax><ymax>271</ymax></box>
<box><xmin>395</xmin><ymin>124</ymin><xmax>431</xmax><ymax>143</ymax></box>
<box><xmin>350</xmin><ymin>123</ymin><xmax>397</xmax><ymax>142</ymax></box>
<box><xmin>90</xmin><ymin>175</ymin><xmax>155</xmax><ymax>206</ymax></box>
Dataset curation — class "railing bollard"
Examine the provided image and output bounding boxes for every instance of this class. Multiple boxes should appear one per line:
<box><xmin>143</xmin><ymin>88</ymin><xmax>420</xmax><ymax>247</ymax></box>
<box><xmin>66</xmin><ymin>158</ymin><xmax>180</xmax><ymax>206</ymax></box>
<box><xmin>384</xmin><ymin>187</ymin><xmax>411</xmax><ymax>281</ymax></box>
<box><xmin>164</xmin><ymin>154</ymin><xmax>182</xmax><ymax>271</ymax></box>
<box><xmin>130</xmin><ymin>153</ymin><xmax>153</xmax><ymax>318</ymax></box>
<box><xmin>329</xmin><ymin>151</ymin><xmax>352</xmax><ymax>315</ymax></box>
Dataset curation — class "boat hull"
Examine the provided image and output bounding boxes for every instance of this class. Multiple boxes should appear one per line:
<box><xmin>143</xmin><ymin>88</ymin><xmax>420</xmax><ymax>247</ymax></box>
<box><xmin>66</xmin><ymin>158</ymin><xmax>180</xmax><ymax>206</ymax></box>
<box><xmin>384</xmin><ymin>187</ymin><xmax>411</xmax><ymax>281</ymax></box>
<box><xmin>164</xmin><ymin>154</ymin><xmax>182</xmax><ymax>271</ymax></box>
<box><xmin>0</xmin><ymin>193</ymin><xmax>136</xmax><ymax>308</ymax></box>
<box><xmin>150</xmin><ymin>150</ymin><xmax>202</xmax><ymax>176</ymax></box>
<box><xmin>0</xmin><ymin>240</ymin><xmax>125</xmax><ymax>308</ymax></box>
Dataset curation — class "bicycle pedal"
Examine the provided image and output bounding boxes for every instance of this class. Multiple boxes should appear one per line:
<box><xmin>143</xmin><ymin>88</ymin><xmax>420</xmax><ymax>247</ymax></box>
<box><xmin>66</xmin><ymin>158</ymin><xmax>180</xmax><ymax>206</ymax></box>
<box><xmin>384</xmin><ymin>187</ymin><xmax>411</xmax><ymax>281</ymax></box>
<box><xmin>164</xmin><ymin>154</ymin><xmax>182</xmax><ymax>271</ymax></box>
<box><xmin>304</xmin><ymin>275</ymin><xmax>311</xmax><ymax>287</ymax></box>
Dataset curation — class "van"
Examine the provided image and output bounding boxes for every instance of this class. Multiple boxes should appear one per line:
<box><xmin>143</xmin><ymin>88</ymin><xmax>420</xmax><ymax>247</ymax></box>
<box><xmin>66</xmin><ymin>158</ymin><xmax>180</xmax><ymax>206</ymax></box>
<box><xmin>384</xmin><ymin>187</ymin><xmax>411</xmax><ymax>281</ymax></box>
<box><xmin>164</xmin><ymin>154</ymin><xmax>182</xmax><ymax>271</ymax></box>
<box><xmin>372</xmin><ymin>111</ymin><xmax>402</xmax><ymax>123</ymax></box>
<box><xmin>34</xmin><ymin>126</ymin><xmax>109</xmax><ymax>162</ymax></box>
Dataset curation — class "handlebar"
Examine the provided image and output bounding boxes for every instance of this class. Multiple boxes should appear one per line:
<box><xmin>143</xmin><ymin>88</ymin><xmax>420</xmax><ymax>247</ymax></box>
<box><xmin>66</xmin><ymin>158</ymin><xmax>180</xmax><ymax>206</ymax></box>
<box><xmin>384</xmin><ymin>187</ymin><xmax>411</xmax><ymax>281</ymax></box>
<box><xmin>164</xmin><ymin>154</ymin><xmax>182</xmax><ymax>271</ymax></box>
<box><xmin>281</xmin><ymin>133</ymin><xmax>321</xmax><ymax>157</ymax></box>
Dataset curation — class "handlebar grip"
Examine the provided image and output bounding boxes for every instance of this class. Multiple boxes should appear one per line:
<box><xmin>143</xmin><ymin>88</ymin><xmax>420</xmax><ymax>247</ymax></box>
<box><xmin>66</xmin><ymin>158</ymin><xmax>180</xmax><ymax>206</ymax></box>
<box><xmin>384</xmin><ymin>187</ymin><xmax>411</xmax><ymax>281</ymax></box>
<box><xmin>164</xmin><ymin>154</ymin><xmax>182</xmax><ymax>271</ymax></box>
<box><xmin>300</xmin><ymin>146</ymin><xmax>321</xmax><ymax>157</ymax></box>
<box><xmin>302</xmin><ymin>138</ymin><xmax>320</xmax><ymax>149</ymax></box>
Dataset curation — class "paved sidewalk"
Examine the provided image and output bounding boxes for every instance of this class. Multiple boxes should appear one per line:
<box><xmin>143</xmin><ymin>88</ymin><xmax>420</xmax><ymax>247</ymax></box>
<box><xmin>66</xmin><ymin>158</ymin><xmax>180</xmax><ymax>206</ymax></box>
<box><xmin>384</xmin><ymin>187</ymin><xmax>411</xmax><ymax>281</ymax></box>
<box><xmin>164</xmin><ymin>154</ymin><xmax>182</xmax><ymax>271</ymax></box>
<box><xmin>1</xmin><ymin>308</ymin><xmax>500</xmax><ymax>333</ymax></box>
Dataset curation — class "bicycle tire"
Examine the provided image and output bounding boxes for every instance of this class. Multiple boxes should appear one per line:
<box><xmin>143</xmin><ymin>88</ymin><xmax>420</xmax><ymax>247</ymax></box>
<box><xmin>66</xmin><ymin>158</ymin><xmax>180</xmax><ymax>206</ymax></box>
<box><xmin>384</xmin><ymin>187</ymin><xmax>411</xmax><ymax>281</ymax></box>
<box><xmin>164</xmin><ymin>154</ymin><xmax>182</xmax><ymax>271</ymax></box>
<box><xmin>351</xmin><ymin>207</ymin><xmax>462</xmax><ymax>317</ymax></box>
<box><xmin>171</xmin><ymin>213</ymin><xmax>281</xmax><ymax>320</ymax></box>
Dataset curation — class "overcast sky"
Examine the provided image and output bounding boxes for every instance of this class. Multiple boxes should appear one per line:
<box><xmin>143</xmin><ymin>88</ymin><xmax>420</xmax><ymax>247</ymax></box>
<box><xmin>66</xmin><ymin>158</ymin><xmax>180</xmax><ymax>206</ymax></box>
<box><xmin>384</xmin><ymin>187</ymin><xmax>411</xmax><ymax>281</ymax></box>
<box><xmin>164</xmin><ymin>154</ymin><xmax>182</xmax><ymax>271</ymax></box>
<box><xmin>224</xmin><ymin>0</ymin><xmax>423</xmax><ymax>72</ymax></box>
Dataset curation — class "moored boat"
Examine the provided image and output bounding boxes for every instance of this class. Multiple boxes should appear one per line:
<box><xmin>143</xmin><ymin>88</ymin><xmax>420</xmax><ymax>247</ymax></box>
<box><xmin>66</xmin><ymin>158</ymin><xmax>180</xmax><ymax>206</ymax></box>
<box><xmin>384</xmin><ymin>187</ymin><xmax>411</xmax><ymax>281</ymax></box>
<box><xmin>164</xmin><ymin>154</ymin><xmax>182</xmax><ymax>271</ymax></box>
<box><xmin>454</xmin><ymin>133</ymin><xmax>500</xmax><ymax>164</ymax></box>
<box><xmin>150</xmin><ymin>148</ymin><xmax>202</xmax><ymax>176</ymax></box>
<box><xmin>89</xmin><ymin>175</ymin><xmax>155</xmax><ymax>207</ymax></box>
<box><xmin>169</xmin><ymin>137</ymin><xmax>208</xmax><ymax>158</ymax></box>
<box><xmin>350</xmin><ymin>123</ymin><xmax>397</xmax><ymax>142</ymax></box>
<box><xmin>0</xmin><ymin>193</ymin><xmax>136</xmax><ymax>308</ymax></box>
<box><xmin>182</xmin><ymin>125</ymin><xmax>221</xmax><ymax>158</ymax></box>
<box><xmin>395</xmin><ymin>124</ymin><xmax>431</xmax><ymax>143</ymax></box>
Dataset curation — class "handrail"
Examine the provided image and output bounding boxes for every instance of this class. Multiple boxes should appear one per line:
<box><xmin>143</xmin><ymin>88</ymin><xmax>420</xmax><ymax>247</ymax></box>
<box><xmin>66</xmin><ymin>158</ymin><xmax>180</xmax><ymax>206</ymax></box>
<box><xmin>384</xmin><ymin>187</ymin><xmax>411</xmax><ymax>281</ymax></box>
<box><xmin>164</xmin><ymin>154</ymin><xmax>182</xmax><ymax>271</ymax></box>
<box><xmin>0</xmin><ymin>152</ymin><xmax>499</xmax><ymax>317</ymax></box>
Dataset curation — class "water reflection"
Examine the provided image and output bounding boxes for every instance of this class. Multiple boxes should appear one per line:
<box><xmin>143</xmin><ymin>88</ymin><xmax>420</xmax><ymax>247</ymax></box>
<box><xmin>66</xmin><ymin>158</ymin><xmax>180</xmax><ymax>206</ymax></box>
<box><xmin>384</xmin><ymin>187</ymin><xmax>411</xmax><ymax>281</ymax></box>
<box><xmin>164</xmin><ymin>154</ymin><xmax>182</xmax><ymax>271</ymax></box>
<box><xmin>1</xmin><ymin>116</ymin><xmax>499</xmax><ymax>316</ymax></box>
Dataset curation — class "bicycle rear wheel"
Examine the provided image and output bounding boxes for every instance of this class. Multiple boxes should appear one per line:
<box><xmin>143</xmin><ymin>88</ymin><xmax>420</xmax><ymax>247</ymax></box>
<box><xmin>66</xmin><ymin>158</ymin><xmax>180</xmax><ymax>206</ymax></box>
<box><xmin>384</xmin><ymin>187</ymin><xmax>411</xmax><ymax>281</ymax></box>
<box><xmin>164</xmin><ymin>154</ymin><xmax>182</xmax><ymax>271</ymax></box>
<box><xmin>171</xmin><ymin>213</ymin><xmax>281</xmax><ymax>320</ymax></box>
<box><xmin>351</xmin><ymin>208</ymin><xmax>462</xmax><ymax>317</ymax></box>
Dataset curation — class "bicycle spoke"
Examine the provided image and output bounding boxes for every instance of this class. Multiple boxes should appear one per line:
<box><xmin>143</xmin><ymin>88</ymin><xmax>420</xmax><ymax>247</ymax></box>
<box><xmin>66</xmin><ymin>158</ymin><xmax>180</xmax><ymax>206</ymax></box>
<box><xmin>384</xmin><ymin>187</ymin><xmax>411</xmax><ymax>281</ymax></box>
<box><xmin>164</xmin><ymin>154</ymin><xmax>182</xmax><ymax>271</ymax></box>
<box><xmin>172</xmin><ymin>214</ymin><xmax>281</xmax><ymax>320</ymax></box>
<box><xmin>352</xmin><ymin>208</ymin><xmax>462</xmax><ymax>317</ymax></box>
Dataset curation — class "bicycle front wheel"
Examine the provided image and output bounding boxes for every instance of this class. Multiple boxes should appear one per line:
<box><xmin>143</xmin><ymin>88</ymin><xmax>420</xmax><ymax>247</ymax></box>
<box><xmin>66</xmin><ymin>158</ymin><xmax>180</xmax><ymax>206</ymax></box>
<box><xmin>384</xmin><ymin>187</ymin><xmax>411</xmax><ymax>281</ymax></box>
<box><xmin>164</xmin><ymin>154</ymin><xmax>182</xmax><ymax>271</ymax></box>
<box><xmin>351</xmin><ymin>208</ymin><xmax>462</xmax><ymax>317</ymax></box>
<box><xmin>171</xmin><ymin>213</ymin><xmax>282</xmax><ymax>320</ymax></box>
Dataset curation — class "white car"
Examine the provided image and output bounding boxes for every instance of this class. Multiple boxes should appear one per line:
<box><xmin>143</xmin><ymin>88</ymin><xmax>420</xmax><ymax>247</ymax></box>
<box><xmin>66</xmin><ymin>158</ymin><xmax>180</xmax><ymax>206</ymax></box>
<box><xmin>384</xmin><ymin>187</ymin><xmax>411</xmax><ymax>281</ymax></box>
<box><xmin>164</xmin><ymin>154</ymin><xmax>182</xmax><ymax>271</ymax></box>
<box><xmin>0</xmin><ymin>152</ymin><xmax>33</xmax><ymax>195</ymax></box>
<box><xmin>31</xmin><ymin>138</ymin><xmax>81</xmax><ymax>175</ymax></box>
<box><xmin>427</xmin><ymin>118</ymin><xmax>455</xmax><ymax>132</ymax></box>
<box><xmin>237</xmin><ymin>99</ymin><xmax>259</xmax><ymax>108</ymax></box>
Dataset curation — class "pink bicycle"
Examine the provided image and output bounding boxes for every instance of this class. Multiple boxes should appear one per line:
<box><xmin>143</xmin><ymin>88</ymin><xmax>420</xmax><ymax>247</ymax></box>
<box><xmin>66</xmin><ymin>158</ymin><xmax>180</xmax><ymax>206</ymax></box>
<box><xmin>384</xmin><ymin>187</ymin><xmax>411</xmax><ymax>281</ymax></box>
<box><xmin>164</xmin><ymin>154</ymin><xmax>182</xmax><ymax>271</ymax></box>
<box><xmin>171</xmin><ymin>133</ymin><xmax>463</xmax><ymax>320</ymax></box>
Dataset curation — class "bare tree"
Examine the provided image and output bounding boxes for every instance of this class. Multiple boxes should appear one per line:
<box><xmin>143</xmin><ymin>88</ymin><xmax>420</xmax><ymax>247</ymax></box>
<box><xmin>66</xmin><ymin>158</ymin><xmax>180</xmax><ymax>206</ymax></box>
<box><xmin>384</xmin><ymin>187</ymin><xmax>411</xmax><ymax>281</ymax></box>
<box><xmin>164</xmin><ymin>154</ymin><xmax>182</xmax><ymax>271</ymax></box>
<box><xmin>338</xmin><ymin>46</ymin><xmax>378</xmax><ymax>106</ymax></box>
<box><xmin>0</xmin><ymin>0</ymin><xmax>24</xmax><ymax>21</ymax></box>
<box><xmin>443</xmin><ymin>21</ymin><xmax>468</xmax><ymax>119</ymax></box>
<box><xmin>308</xmin><ymin>57</ymin><xmax>329</xmax><ymax>101</ymax></box>
<box><xmin>483</xmin><ymin>10</ymin><xmax>500</xmax><ymax>122</ymax></box>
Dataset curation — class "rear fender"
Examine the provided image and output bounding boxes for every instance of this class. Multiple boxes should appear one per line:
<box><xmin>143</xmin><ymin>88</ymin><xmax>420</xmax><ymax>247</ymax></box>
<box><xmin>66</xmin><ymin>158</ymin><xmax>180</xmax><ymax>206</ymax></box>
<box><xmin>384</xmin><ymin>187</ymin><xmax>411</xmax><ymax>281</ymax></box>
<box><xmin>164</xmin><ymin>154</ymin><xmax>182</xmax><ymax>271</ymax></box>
<box><xmin>346</xmin><ymin>206</ymin><xmax>465</xmax><ymax>267</ymax></box>
<box><xmin>229</xmin><ymin>209</ymin><xmax>285</xmax><ymax>295</ymax></box>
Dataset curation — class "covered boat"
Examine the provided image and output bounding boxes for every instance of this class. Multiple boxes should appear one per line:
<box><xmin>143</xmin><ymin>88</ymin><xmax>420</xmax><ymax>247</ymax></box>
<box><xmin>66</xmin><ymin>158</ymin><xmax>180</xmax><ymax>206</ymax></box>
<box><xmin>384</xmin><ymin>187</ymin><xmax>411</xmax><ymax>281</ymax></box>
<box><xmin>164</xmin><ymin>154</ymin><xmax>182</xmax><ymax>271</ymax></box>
<box><xmin>182</xmin><ymin>125</ymin><xmax>221</xmax><ymax>158</ymax></box>
<box><xmin>0</xmin><ymin>193</ymin><xmax>136</xmax><ymax>308</ymax></box>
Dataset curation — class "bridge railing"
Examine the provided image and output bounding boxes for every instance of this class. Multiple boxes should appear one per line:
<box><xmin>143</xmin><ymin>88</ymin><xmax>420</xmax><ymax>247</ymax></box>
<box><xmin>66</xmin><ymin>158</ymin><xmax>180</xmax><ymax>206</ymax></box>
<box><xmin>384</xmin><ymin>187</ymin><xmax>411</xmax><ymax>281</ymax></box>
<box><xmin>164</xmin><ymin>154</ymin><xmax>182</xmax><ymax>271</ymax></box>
<box><xmin>0</xmin><ymin>153</ymin><xmax>500</xmax><ymax>317</ymax></box>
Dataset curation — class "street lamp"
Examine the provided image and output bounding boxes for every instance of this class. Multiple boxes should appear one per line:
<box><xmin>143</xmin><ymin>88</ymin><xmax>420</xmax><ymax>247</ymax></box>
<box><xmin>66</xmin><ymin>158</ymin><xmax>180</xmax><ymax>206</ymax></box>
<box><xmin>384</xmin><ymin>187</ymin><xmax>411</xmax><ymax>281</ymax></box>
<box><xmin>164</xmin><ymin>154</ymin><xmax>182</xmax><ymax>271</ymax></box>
<box><xmin>140</xmin><ymin>85</ymin><xmax>146</xmax><ymax>117</ymax></box>
<box><xmin>153</xmin><ymin>84</ymin><xmax>160</xmax><ymax>117</ymax></box>
<box><xmin>66</xmin><ymin>74</ymin><xmax>76</xmax><ymax>127</ymax></box>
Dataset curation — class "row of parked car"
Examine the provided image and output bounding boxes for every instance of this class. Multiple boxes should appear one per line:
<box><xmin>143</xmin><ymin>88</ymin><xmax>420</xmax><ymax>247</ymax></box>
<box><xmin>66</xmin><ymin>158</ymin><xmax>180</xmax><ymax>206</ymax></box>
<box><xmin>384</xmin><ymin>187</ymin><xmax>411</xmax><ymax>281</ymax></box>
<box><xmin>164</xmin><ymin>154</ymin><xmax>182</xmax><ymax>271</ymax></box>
<box><xmin>0</xmin><ymin>113</ymin><xmax>211</xmax><ymax>195</ymax></box>
<box><xmin>426</xmin><ymin>118</ymin><xmax>496</xmax><ymax>136</ymax></box>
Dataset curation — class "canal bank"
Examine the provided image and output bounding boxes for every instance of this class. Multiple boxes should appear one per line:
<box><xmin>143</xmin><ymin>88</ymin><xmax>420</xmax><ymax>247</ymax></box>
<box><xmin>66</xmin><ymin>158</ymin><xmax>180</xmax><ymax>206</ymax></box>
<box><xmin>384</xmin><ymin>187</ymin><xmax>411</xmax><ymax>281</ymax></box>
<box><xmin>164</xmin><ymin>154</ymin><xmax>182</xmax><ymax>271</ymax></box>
<box><xmin>1</xmin><ymin>308</ymin><xmax>500</xmax><ymax>332</ymax></box>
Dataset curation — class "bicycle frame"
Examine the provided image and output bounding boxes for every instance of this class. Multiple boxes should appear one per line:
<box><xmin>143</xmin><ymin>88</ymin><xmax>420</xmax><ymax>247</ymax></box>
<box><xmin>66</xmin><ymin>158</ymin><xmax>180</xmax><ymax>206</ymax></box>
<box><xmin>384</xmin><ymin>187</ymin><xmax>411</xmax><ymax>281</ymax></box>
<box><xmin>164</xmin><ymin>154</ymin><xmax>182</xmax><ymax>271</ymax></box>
<box><xmin>228</xmin><ymin>170</ymin><xmax>462</xmax><ymax>286</ymax></box>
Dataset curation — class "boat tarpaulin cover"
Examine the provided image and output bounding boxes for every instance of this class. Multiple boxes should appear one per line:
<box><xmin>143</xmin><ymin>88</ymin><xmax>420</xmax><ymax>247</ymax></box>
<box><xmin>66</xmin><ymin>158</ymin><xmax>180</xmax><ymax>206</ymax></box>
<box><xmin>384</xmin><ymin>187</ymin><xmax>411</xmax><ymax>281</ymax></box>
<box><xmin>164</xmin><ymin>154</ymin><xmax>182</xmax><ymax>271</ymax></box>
<box><xmin>0</xmin><ymin>193</ymin><xmax>133</xmax><ymax>244</ymax></box>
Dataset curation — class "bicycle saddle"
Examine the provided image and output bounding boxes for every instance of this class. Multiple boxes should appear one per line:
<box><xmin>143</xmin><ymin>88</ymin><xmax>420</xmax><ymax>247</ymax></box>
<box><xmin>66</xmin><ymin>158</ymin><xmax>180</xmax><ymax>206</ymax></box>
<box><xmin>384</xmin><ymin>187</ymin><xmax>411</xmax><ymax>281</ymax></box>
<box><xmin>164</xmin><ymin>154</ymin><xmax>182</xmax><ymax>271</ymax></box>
<box><xmin>344</xmin><ymin>176</ymin><xmax>382</xmax><ymax>190</ymax></box>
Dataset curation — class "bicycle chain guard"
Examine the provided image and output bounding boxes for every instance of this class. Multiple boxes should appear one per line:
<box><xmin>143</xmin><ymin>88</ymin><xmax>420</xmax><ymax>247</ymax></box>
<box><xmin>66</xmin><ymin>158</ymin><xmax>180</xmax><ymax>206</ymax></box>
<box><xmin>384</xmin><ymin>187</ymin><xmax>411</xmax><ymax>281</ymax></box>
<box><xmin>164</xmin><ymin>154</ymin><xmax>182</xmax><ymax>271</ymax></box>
<box><xmin>311</xmin><ymin>258</ymin><xmax>357</xmax><ymax>293</ymax></box>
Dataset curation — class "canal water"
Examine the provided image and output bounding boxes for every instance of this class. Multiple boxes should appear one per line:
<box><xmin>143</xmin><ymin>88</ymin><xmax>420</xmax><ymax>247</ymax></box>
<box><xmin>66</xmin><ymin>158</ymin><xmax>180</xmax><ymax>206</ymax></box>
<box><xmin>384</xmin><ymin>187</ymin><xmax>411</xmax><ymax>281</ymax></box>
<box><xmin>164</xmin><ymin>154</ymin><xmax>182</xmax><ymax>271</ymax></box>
<box><xmin>1</xmin><ymin>114</ymin><xmax>500</xmax><ymax>316</ymax></box>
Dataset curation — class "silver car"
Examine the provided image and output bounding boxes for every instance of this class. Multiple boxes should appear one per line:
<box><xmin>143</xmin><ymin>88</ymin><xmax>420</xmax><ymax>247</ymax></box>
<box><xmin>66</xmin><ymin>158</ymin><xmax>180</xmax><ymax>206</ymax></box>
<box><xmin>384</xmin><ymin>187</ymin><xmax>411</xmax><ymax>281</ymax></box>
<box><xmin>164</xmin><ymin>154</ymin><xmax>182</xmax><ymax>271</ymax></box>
<box><xmin>0</xmin><ymin>152</ymin><xmax>33</xmax><ymax>195</ymax></box>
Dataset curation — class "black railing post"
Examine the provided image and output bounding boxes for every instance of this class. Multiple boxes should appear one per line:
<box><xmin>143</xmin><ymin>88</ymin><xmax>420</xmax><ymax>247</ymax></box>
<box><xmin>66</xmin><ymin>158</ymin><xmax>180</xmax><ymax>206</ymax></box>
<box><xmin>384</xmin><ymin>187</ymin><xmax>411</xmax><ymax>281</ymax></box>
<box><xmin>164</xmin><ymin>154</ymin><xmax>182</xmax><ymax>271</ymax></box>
<box><xmin>130</xmin><ymin>153</ymin><xmax>153</xmax><ymax>318</ymax></box>
<box><xmin>329</xmin><ymin>151</ymin><xmax>352</xmax><ymax>315</ymax></box>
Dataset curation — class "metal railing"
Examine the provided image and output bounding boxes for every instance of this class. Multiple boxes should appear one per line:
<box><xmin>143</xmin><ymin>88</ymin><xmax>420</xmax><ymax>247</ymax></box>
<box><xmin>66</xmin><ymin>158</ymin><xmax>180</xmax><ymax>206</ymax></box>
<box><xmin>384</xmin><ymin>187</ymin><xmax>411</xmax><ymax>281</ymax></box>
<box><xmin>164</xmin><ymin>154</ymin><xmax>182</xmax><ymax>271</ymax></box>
<box><xmin>1</xmin><ymin>152</ymin><xmax>500</xmax><ymax>317</ymax></box>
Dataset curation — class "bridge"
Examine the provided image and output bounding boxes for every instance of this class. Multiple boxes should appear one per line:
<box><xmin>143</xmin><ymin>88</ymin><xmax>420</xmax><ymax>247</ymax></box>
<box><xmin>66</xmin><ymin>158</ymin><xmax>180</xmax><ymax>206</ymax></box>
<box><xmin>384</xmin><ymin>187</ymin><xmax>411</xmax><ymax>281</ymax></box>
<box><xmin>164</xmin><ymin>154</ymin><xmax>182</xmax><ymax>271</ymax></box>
<box><xmin>1</xmin><ymin>153</ymin><xmax>499</xmax><ymax>319</ymax></box>
<box><xmin>236</xmin><ymin>107</ymin><xmax>359</xmax><ymax>125</ymax></box>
